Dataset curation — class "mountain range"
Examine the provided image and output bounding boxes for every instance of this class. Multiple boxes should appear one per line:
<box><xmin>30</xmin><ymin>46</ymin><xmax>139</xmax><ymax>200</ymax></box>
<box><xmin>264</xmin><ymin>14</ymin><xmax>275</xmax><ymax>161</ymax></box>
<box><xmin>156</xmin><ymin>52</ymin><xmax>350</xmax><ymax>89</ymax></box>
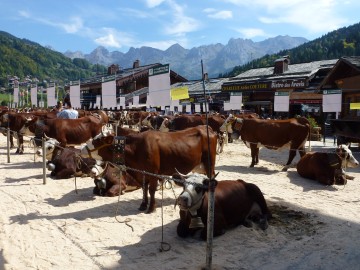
<box><xmin>64</xmin><ymin>35</ymin><xmax>307</xmax><ymax>80</ymax></box>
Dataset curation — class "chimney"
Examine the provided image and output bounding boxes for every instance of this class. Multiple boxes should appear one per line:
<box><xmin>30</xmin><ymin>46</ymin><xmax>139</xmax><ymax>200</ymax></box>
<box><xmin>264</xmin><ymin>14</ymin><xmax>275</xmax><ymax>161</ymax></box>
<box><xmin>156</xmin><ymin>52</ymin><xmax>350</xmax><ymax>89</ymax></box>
<box><xmin>274</xmin><ymin>55</ymin><xmax>290</xmax><ymax>74</ymax></box>
<box><xmin>107</xmin><ymin>64</ymin><xmax>120</xmax><ymax>75</ymax></box>
<box><xmin>203</xmin><ymin>73</ymin><xmax>209</xmax><ymax>81</ymax></box>
<box><xmin>133</xmin><ymin>59</ymin><xmax>140</xmax><ymax>68</ymax></box>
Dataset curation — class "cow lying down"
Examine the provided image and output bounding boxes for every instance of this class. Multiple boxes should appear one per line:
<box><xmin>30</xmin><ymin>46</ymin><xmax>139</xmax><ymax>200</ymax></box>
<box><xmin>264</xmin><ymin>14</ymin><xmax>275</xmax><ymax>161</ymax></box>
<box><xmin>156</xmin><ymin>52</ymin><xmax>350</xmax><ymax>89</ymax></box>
<box><xmin>296</xmin><ymin>144</ymin><xmax>359</xmax><ymax>185</ymax></box>
<box><xmin>173</xmin><ymin>173</ymin><xmax>271</xmax><ymax>240</ymax></box>
<box><xmin>37</xmin><ymin>138</ymin><xmax>99</xmax><ymax>179</ymax></box>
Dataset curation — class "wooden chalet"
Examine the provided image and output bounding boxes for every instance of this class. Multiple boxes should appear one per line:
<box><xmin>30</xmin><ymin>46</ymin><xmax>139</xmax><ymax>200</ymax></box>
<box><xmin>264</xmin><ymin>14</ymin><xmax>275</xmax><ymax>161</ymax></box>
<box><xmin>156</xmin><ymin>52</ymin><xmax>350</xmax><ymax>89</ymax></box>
<box><xmin>66</xmin><ymin>60</ymin><xmax>187</xmax><ymax>110</ymax></box>
<box><xmin>318</xmin><ymin>56</ymin><xmax>360</xmax><ymax>140</ymax></box>
<box><xmin>221</xmin><ymin>56</ymin><xmax>337</xmax><ymax>117</ymax></box>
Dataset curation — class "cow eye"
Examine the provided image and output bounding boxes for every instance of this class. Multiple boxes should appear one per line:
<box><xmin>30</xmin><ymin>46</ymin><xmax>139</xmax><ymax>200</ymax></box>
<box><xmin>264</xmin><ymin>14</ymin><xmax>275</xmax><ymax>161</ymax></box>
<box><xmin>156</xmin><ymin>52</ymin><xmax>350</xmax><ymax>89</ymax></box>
<box><xmin>195</xmin><ymin>186</ymin><xmax>202</xmax><ymax>193</ymax></box>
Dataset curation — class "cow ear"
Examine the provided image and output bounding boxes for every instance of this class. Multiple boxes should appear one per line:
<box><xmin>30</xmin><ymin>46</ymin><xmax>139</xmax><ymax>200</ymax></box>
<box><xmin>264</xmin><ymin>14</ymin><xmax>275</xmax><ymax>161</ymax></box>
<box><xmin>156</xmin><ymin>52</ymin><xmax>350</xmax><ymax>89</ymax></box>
<box><xmin>172</xmin><ymin>173</ymin><xmax>184</xmax><ymax>186</ymax></box>
<box><xmin>336</xmin><ymin>146</ymin><xmax>346</xmax><ymax>159</ymax></box>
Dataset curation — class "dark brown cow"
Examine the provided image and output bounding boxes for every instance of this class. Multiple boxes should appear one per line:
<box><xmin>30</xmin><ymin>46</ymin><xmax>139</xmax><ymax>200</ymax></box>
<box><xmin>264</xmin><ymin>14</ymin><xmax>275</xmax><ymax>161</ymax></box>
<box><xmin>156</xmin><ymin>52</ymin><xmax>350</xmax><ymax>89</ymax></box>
<box><xmin>46</xmin><ymin>146</ymin><xmax>97</xmax><ymax>179</ymax></box>
<box><xmin>220</xmin><ymin>115</ymin><xmax>310</xmax><ymax>170</ymax></box>
<box><xmin>0</xmin><ymin>112</ymin><xmax>38</xmax><ymax>153</ymax></box>
<box><xmin>174</xmin><ymin>173</ymin><xmax>271</xmax><ymax>240</ymax></box>
<box><xmin>296</xmin><ymin>144</ymin><xmax>359</xmax><ymax>185</ymax></box>
<box><xmin>92</xmin><ymin>162</ymin><xmax>141</xmax><ymax>196</ymax></box>
<box><xmin>80</xmin><ymin>125</ymin><xmax>217</xmax><ymax>213</ymax></box>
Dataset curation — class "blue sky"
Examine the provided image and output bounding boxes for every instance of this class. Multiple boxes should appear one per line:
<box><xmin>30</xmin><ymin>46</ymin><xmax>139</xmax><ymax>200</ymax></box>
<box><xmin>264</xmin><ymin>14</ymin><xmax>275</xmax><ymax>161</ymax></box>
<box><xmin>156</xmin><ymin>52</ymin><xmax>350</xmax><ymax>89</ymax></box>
<box><xmin>1</xmin><ymin>0</ymin><xmax>359</xmax><ymax>54</ymax></box>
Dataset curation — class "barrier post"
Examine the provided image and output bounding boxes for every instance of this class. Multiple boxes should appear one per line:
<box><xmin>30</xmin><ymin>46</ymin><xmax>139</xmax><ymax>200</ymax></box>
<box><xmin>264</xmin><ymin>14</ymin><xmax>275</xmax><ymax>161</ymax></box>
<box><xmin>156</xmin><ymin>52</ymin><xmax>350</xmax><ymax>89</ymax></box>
<box><xmin>7</xmin><ymin>128</ymin><xmax>10</xmax><ymax>163</ymax></box>
<box><xmin>42</xmin><ymin>137</ymin><xmax>47</xmax><ymax>184</ymax></box>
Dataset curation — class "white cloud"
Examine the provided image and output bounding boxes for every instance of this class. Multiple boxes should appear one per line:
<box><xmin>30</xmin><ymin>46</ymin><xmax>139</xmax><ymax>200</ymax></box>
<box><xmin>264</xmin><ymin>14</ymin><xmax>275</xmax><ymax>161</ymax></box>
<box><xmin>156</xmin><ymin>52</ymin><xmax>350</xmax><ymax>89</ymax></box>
<box><xmin>235</xmin><ymin>28</ymin><xmax>268</xmax><ymax>39</ymax></box>
<box><xmin>163</xmin><ymin>1</ymin><xmax>201</xmax><ymax>36</ymax></box>
<box><xmin>207</xmin><ymin>10</ymin><xmax>233</xmax><ymax>19</ymax></box>
<box><xmin>58</xmin><ymin>17</ymin><xmax>83</xmax><ymax>34</ymax></box>
<box><xmin>221</xmin><ymin>0</ymin><xmax>349</xmax><ymax>34</ymax></box>
<box><xmin>144</xmin><ymin>0</ymin><xmax>166</xmax><ymax>8</ymax></box>
<box><xmin>94</xmin><ymin>28</ymin><xmax>135</xmax><ymax>49</ymax></box>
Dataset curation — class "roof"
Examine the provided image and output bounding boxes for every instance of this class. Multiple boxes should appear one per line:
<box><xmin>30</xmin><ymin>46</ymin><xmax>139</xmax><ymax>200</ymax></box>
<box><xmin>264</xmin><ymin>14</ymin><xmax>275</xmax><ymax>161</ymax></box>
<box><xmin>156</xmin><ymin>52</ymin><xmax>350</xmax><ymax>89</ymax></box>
<box><xmin>228</xmin><ymin>59</ymin><xmax>337</xmax><ymax>83</ymax></box>
<box><xmin>171</xmin><ymin>78</ymin><xmax>230</xmax><ymax>95</ymax></box>
<box><xmin>319</xmin><ymin>56</ymin><xmax>360</xmax><ymax>89</ymax></box>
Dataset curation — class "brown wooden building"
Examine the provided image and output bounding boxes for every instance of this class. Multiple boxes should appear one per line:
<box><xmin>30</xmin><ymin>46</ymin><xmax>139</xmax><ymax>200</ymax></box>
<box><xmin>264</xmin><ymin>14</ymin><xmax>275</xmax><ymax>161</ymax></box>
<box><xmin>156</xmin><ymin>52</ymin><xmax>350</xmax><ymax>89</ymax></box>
<box><xmin>221</xmin><ymin>56</ymin><xmax>337</xmax><ymax>118</ymax></box>
<box><xmin>66</xmin><ymin>60</ymin><xmax>187</xmax><ymax>109</ymax></box>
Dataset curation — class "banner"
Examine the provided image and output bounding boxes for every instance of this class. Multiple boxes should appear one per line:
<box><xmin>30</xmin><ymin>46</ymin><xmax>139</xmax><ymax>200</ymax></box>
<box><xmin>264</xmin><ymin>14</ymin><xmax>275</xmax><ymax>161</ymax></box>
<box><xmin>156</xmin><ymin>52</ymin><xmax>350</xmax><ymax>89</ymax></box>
<box><xmin>148</xmin><ymin>64</ymin><xmax>170</xmax><ymax>106</ymax></box>
<box><xmin>323</xmin><ymin>90</ymin><xmax>342</xmax><ymax>112</ymax></box>
<box><xmin>350</xmin><ymin>103</ymin><xmax>360</xmax><ymax>110</ymax></box>
<box><xmin>70</xmin><ymin>81</ymin><xmax>81</xmax><ymax>109</ymax></box>
<box><xmin>223</xmin><ymin>92</ymin><xmax>242</xmax><ymax>111</ymax></box>
<box><xmin>101</xmin><ymin>78</ymin><xmax>116</xmax><ymax>109</ymax></box>
<box><xmin>30</xmin><ymin>85</ymin><xmax>37</xmax><ymax>106</ymax></box>
<box><xmin>13</xmin><ymin>86</ymin><xmax>19</xmax><ymax>103</ymax></box>
<box><xmin>47</xmin><ymin>83</ymin><xmax>56</xmax><ymax>107</ymax></box>
<box><xmin>171</xmin><ymin>86</ymin><xmax>189</xmax><ymax>100</ymax></box>
<box><xmin>274</xmin><ymin>91</ymin><xmax>289</xmax><ymax>112</ymax></box>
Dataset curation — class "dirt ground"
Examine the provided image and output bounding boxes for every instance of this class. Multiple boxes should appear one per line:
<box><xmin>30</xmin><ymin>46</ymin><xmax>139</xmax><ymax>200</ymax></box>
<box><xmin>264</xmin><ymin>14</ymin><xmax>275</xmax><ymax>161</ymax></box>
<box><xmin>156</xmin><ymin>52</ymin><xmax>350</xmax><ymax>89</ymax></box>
<box><xmin>0</xmin><ymin>135</ymin><xmax>359</xmax><ymax>270</ymax></box>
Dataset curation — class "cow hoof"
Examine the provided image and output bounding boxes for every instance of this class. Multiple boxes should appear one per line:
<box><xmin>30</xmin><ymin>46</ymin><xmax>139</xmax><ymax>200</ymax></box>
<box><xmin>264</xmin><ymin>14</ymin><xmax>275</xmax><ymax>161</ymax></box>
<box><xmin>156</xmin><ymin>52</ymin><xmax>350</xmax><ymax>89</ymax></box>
<box><xmin>139</xmin><ymin>204</ymin><xmax>147</xmax><ymax>211</ymax></box>
<box><xmin>259</xmin><ymin>219</ymin><xmax>268</xmax><ymax>230</ymax></box>
<box><xmin>346</xmin><ymin>175</ymin><xmax>355</xmax><ymax>180</ymax></box>
<box><xmin>282</xmin><ymin>167</ymin><xmax>288</xmax><ymax>172</ymax></box>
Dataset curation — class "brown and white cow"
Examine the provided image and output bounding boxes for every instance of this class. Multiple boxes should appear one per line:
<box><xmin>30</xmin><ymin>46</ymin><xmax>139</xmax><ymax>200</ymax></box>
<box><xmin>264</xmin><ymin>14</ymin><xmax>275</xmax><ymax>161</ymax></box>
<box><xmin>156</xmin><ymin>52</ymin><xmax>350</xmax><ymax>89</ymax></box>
<box><xmin>220</xmin><ymin>115</ymin><xmax>310</xmax><ymax>170</ymax></box>
<box><xmin>174</xmin><ymin>173</ymin><xmax>271</xmax><ymax>240</ymax></box>
<box><xmin>32</xmin><ymin>110</ymin><xmax>108</xmax><ymax>148</ymax></box>
<box><xmin>80</xmin><ymin>125</ymin><xmax>217</xmax><ymax>213</ymax></box>
<box><xmin>0</xmin><ymin>112</ymin><xmax>38</xmax><ymax>153</ymax></box>
<box><xmin>296</xmin><ymin>144</ymin><xmax>359</xmax><ymax>185</ymax></box>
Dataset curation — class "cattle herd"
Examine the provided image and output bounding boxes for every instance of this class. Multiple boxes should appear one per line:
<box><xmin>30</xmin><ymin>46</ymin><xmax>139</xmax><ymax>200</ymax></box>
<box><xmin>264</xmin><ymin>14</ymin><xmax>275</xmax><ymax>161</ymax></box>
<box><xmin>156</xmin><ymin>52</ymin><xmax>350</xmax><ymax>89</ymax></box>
<box><xmin>0</xmin><ymin>105</ymin><xmax>358</xmax><ymax>240</ymax></box>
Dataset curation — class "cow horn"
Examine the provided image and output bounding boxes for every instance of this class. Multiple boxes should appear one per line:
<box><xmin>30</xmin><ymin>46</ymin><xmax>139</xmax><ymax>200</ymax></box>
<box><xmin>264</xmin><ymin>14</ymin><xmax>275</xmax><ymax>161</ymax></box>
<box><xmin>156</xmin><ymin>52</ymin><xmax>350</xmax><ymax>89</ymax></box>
<box><xmin>175</xmin><ymin>168</ymin><xmax>187</xmax><ymax>178</ymax></box>
<box><xmin>43</xmin><ymin>133</ymin><xmax>50</xmax><ymax>139</ymax></box>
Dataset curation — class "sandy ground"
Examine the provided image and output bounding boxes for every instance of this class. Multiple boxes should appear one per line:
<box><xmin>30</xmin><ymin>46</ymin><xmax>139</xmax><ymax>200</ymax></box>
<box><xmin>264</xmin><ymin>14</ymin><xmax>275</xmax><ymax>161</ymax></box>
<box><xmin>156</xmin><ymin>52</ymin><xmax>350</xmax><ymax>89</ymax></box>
<box><xmin>0</xmin><ymin>134</ymin><xmax>360</xmax><ymax>270</ymax></box>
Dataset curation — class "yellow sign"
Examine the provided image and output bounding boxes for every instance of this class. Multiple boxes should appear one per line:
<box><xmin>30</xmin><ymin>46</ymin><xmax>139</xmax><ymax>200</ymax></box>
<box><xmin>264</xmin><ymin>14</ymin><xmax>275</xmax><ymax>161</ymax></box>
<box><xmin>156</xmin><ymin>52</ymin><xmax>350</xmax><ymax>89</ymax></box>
<box><xmin>350</xmin><ymin>103</ymin><xmax>360</xmax><ymax>110</ymax></box>
<box><xmin>171</xmin><ymin>86</ymin><xmax>189</xmax><ymax>100</ymax></box>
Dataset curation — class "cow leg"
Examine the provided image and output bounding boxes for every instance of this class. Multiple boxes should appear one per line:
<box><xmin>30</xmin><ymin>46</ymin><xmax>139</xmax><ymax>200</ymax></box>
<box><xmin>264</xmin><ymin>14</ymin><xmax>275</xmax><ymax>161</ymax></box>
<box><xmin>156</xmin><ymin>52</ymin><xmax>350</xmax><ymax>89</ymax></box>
<box><xmin>10</xmin><ymin>135</ymin><xmax>14</xmax><ymax>148</ymax></box>
<box><xmin>147</xmin><ymin>179</ymin><xmax>158</xmax><ymax>213</ymax></box>
<box><xmin>298</xmin><ymin>146</ymin><xmax>306</xmax><ymax>157</ymax></box>
<box><xmin>255</xmin><ymin>147</ymin><xmax>259</xmax><ymax>164</ymax></box>
<box><xmin>283</xmin><ymin>149</ymin><xmax>297</xmax><ymax>171</ymax></box>
<box><xmin>16</xmin><ymin>135</ymin><xmax>24</xmax><ymax>154</ymax></box>
<box><xmin>249</xmin><ymin>145</ymin><xmax>257</xmax><ymax>167</ymax></box>
<box><xmin>55</xmin><ymin>168</ymin><xmax>76</xmax><ymax>179</ymax></box>
<box><xmin>139</xmin><ymin>177</ymin><xmax>149</xmax><ymax>211</ymax></box>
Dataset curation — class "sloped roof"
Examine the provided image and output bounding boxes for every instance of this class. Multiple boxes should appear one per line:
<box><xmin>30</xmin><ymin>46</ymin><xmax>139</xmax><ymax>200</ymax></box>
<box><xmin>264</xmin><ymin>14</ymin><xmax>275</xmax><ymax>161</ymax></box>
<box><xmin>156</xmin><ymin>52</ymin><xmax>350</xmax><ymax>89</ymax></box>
<box><xmin>228</xmin><ymin>59</ymin><xmax>337</xmax><ymax>83</ymax></box>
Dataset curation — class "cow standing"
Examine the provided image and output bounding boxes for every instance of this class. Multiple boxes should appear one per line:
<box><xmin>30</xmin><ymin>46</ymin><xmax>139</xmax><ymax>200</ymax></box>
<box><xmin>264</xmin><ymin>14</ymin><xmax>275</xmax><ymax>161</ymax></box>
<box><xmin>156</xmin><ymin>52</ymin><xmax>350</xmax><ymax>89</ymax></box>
<box><xmin>220</xmin><ymin>115</ymin><xmax>310</xmax><ymax>170</ymax></box>
<box><xmin>80</xmin><ymin>125</ymin><xmax>217</xmax><ymax>213</ymax></box>
<box><xmin>174</xmin><ymin>173</ymin><xmax>271</xmax><ymax>240</ymax></box>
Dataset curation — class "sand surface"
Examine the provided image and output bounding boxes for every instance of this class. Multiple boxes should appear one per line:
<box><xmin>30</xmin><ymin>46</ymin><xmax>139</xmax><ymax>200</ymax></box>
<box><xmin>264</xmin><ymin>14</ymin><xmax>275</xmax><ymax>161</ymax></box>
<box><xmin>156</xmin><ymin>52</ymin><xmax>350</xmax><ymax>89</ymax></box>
<box><xmin>0</xmin><ymin>134</ymin><xmax>359</xmax><ymax>270</ymax></box>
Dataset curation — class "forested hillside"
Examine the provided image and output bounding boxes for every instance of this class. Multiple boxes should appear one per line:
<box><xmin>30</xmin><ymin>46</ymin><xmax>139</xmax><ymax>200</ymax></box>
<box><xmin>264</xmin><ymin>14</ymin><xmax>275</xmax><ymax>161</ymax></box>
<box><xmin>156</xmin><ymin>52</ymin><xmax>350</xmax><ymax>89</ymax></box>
<box><xmin>0</xmin><ymin>31</ymin><xmax>106</xmax><ymax>87</ymax></box>
<box><xmin>228</xmin><ymin>22</ymin><xmax>360</xmax><ymax>76</ymax></box>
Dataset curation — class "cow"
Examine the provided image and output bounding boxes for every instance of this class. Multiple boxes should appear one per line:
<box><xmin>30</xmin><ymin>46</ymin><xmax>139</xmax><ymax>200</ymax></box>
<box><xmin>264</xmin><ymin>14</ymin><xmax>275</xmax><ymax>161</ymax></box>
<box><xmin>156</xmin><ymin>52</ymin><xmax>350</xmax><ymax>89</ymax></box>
<box><xmin>92</xmin><ymin>162</ymin><xmax>141</xmax><ymax>196</ymax></box>
<box><xmin>0</xmin><ymin>112</ymin><xmax>38</xmax><ymax>153</ymax></box>
<box><xmin>220</xmin><ymin>115</ymin><xmax>310</xmax><ymax>170</ymax></box>
<box><xmin>296</xmin><ymin>144</ymin><xmax>359</xmax><ymax>185</ymax></box>
<box><xmin>174</xmin><ymin>172</ymin><xmax>271</xmax><ymax>240</ymax></box>
<box><xmin>36</xmin><ymin>138</ymin><xmax>100</xmax><ymax>179</ymax></box>
<box><xmin>157</xmin><ymin>114</ymin><xmax>227</xmax><ymax>153</ymax></box>
<box><xmin>79</xmin><ymin>125</ymin><xmax>218</xmax><ymax>213</ymax></box>
<box><xmin>31</xmin><ymin>110</ymin><xmax>109</xmax><ymax>149</ymax></box>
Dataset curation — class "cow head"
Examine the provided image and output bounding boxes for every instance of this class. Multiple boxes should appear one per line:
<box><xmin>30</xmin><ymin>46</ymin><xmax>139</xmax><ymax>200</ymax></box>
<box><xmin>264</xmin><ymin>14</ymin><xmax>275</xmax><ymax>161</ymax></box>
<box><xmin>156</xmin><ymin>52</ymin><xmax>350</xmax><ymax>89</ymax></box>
<box><xmin>36</xmin><ymin>138</ymin><xmax>60</xmax><ymax>160</ymax></box>
<box><xmin>219</xmin><ymin>114</ymin><xmax>243</xmax><ymax>139</ymax></box>
<box><xmin>159</xmin><ymin>118</ymin><xmax>170</xmax><ymax>132</ymax></box>
<box><xmin>141</xmin><ymin>113</ymin><xmax>153</xmax><ymax>128</ymax></box>
<box><xmin>80</xmin><ymin>129</ymin><xmax>113</xmax><ymax>160</ymax></box>
<box><xmin>336</xmin><ymin>144</ymin><xmax>359</xmax><ymax>169</ymax></box>
<box><xmin>174</xmin><ymin>173</ymin><xmax>212</xmax><ymax>215</ymax></box>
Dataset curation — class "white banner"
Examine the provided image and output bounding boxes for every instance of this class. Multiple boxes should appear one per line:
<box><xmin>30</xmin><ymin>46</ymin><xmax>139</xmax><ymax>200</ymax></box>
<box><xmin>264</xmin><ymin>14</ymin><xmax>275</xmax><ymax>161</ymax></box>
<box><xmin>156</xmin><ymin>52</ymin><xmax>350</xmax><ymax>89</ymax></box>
<box><xmin>31</xmin><ymin>85</ymin><xmax>37</xmax><ymax>106</ymax></box>
<box><xmin>323</xmin><ymin>90</ymin><xmax>342</xmax><ymax>112</ymax></box>
<box><xmin>47</xmin><ymin>85</ymin><xmax>56</xmax><ymax>107</ymax></box>
<box><xmin>13</xmin><ymin>87</ymin><xmax>19</xmax><ymax>103</ymax></box>
<box><xmin>223</xmin><ymin>93</ymin><xmax>242</xmax><ymax>111</ymax></box>
<box><xmin>70</xmin><ymin>81</ymin><xmax>81</xmax><ymax>109</ymax></box>
<box><xmin>147</xmin><ymin>91</ymin><xmax>171</xmax><ymax>106</ymax></box>
<box><xmin>274</xmin><ymin>91</ymin><xmax>289</xmax><ymax>112</ymax></box>
<box><xmin>101</xmin><ymin>79</ymin><xmax>116</xmax><ymax>109</ymax></box>
<box><xmin>186</xmin><ymin>104</ymin><xmax>192</xmax><ymax>113</ymax></box>
<box><xmin>195</xmin><ymin>104</ymin><xmax>201</xmax><ymax>112</ymax></box>
<box><xmin>94</xmin><ymin>95</ymin><xmax>101</xmax><ymax>109</ymax></box>
<box><xmin>133</xmin><ymin>95</ymin><xmax>139</xmax><ymax>105</ymax></box>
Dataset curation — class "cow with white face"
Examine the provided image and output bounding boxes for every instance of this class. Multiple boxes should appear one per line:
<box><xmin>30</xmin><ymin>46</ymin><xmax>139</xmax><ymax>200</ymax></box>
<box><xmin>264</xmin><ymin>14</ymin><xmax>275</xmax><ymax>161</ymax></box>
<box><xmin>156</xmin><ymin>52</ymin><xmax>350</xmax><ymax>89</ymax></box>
<box><xmin>337</xmin><ymin>144</ymin><xmax>359</xmax><ymax>179</ymax></box>
<box><xmin>174</xmin><ymin>173</ymin><xmax>271</xmax><ymax>240</ymax></box>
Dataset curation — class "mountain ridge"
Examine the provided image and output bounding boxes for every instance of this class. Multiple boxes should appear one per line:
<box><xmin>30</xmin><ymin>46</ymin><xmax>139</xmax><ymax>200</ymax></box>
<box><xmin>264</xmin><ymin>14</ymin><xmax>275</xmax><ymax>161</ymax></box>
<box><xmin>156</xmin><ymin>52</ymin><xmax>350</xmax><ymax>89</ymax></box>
<box><xmin>64</xmin><ymin>35</ymin><xmax>308</xmax><ymax>80</ymax></box>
